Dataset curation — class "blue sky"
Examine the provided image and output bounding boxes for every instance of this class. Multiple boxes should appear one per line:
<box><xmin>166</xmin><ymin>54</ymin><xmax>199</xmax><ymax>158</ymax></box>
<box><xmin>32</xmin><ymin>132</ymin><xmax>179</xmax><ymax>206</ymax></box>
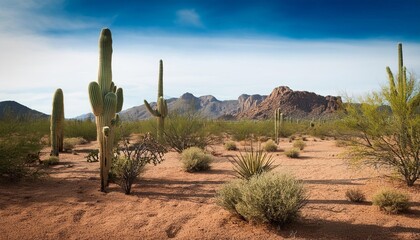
<box><xmin>0</xmin><ymin>0</ymin><xmax>419</xmax><ymax>117</ymax></box>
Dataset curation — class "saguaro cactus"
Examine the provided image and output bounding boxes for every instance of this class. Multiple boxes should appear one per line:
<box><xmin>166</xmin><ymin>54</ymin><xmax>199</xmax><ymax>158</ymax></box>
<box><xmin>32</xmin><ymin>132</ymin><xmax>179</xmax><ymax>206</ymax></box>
<box><xmin>144</xmin><ymin>60</ymin><xmax>168</xmax><ymax>140</ymax></box>
<box><xmin>274</xmin><ymin>108</ymin><xmax>283</xmax><ymax>144</ymax></box>
<box><xmin>88</xmin><ymin>28</ymin><xmax>124</xmax><ymax>192</ymax></box>
<box><xmin>50</xmin><ymin>88</ymin><xmax>64</xmax><ymax>156</ymax></box>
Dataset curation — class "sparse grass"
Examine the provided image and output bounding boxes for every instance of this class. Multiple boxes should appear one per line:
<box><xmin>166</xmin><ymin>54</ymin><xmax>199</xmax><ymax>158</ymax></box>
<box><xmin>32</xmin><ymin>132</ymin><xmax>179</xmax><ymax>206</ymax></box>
<box><xmin>372</xmin><ymin>189</ymin><xmax>410</xmax><ymax>214</ymax></box>
<box><xmin>216</xmin><ymin>173</ymin><xmax>307</xmax><ymax>226</ymax></box>
<box><xmin>293</xmin><ymin>140</ymin><xmax>306</xmax><ymax>150</ymax></box>
<box><xmin>64</xmin><ymin>120</ymin><xmax>96</xmax><ymax>141</ymax></box>
<box><xmin>224</xmin><ymin>141</ymin><xmax>238</xmax><ymax>151</ymax></box>
<box><xmin>230</xmin><ymin>145</ymin><xmax>276</xmax><ymax>180</ymax></box>
<box><xmin>345</xmin><ymin>188</ymin><xmax>366</xmax><ymax>202</ymax></box>
<box><xmin>263</xmin><ymin>139</ymin><xmax>278</xmax><ymax>152</ymax></box>
<box><xmin>181</xmin><ymin>147</ymin><xmax>213</xmax><ymax>172</ymax></box>
<box><xmin>285</xmin><ymin>148</ymin><xmax>300</xmax><ymax>158</ymax></box>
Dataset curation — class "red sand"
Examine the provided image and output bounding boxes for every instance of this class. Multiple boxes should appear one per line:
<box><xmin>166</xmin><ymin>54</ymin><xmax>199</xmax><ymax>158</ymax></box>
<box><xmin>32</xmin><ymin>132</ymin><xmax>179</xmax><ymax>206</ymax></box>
<box><xmin>1</xmin><ymin>138</ymin><xmax>419</xmax><ymax>239</ymax></box>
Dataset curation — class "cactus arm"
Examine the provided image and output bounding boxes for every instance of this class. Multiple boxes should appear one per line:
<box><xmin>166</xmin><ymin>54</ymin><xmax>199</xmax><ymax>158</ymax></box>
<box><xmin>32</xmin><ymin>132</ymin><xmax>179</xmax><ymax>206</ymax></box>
<box><xmin>88</xmin><ymin>82</ymin><xmax>104</xmax><ymax>116</ymax></box>
<box><xmin>161</xmin><ymin>98</ymin><xmax>168</xmax><ymax>117</ymax></box>
<box><xmin>116</xmin><ymin>88</ymin><xmax>124</xmax><ymax>112</ymax></box>
<box><xmin>144</xmin><ymin>99</ymin><xmax>160</xmax><ymax>117</ymax></box>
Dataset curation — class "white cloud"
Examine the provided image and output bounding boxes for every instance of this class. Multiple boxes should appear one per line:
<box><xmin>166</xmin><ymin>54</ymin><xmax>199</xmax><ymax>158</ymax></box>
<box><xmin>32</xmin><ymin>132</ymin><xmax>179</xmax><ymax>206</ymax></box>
<box><xmin>175</xmin><ymin>9</ymin><xmax>204</xmax><ymax>28</ymax></box>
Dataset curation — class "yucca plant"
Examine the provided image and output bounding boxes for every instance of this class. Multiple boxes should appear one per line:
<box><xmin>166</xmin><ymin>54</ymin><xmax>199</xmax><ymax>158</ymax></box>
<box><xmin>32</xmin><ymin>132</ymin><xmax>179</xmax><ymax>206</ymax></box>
<box><xmin>229</xmin><ymin>144</ymin><xmax>277</xmax><ymax>180</ymax></box>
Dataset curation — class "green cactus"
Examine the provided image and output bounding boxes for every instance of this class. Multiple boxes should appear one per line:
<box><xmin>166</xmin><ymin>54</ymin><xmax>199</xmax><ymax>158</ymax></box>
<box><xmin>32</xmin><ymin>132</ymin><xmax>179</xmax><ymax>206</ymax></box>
<box><xmin>50</xmin><ymin>88</ymin><xmax>64</xmax><ymax>156</ymax></box>
<box><xmin>274</xmin><ymin>108</ymin><xmax>282</xmax><ymax>144</ymax></box>
<box><xmin>88</xmin><ymin>28</ymin><xmax>123</xmax><ymax>192</ymax></box>
<box><xmin>144</xmin><ymin>60</ymin><xmax>168</xmax><ymax>140</ymax></box>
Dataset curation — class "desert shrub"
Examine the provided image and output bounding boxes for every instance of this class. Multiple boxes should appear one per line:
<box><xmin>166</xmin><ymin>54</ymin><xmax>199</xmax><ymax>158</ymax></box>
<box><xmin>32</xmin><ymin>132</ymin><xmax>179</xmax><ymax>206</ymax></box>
<box><xmin>216</xmin><ymin>173</ymin><xmax>307</xmax><ymax>226</ymax></box>
<box><xmin>263</xmin><ymin>139</ymin><xmax>278</xmax><ymax>152</ymax></box>
<box><xmin>372</xmin><ymin>189</ymin><xmax>410</xmax><ymax>214</ymax></box>
<box><xmin>0</xmin><ymin>118</ymin><xmax>45</xmax><ymax>181</ymax></box>
<box><xmin>293</xmin><ymin>140</ymin><xmax>306</xmax><ymax>150</ymax></box>
<box><xmin>181</xmin><ymin>147</ymin><xmax>213</xmax><ymax>172</ymax></box>
<box><xmin>64</xmin><ymin>120</ymin><xmax>96</xmax><ymax>141</ymax></box>
<box><xmin>345</xmin><ymin>188</ymin><xmax>366</xmax><ymax>202</ymax></box>
<box><xmin>43</xmin><ymin>156</ymin><xmax>59</xmax><ymax>166</ymax></box>
<box><xmin>230</xmin><ymin>145</ymin><xmax>276</xmax><ymax>180</ymax></box>
<box><xmin>112</xmin><ymin>134</ymin><xmax>166</xmax><ymax>194</ymax></box>
<box><xmin>224</xmin><ymin>141</ymin><xmax>238</xmax><ymax>151</ymax></box>
<box><xmin>285</xmin><ymin>148</ymin><xmax>300</xmax><ymax>158</ymax></box>
<box><xmin>343</xmin><ymin>44</ymin><xmax>420</xmax><ymax>186</ymax></box>
<box><xmin>85</xmin><ymin>149</ymin><xmax>99</xmax><ymax>162</ymax></box>
<box><xmin>63</xmin><ymin>137</ymin><xmax>87</xmax><ymax>150</ymax></box>
<box><xmin>163</xmin><ymin>113</ymin><xmax>217</xmax><ymax>153</ymax></box>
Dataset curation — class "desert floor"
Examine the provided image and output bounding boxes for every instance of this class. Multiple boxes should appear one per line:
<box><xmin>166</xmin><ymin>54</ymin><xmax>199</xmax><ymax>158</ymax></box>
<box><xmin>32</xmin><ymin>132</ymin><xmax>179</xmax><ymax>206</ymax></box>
<box><xmin>0</xmin><ymin>138</ymin><xmax>419</xmax><ymax>240</ymax></box>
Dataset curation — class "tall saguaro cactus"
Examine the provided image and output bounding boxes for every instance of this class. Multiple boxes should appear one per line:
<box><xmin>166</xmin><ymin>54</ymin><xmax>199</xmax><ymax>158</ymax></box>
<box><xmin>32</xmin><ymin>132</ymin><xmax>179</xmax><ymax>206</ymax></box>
<box><xmin>144</xmin><ymin>60</ymin><xmax>168</xmax><ymax>140</ymax></box>
<box><xmin>274</xmin><ymin>108</ymin><xmax>283</xmax><ymax>144</ymax></box>
<box><xmin>50</xmin><ymin>88</ymin><xmax>64</xmax><ymax>156</ymax></box>
<box><xmin>88</xmin><ymin>28</ymin><xmax>124</xmax><ymax>192</ymax></box>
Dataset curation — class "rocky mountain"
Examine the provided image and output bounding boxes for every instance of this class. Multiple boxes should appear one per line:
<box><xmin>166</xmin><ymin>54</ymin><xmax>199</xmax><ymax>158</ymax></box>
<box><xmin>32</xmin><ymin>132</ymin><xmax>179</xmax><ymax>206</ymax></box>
<box><xmin>236</xmin><ymin>86</ymin><xmax>342</xmax><ymax>119</ymax></box>
<box><xmin>121</xmin><ymin>93</ymin><xmax>266</xmax><ymax>120</ymax></box>
<box><xmin>0</xmin><ymin>101</ymin><xmax>48</xmax><ymax>120</ymax></box>
<box><xmin>76</xmin><ymin>86</ymin><xmax>342</xmax><ymax>121</ymax></box>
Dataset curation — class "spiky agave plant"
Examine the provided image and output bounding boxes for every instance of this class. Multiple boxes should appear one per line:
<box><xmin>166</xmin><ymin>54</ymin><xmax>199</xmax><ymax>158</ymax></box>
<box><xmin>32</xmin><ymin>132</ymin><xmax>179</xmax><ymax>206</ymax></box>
<box><xmin>88</xmin><ymin>28</ymin><xmax>124</xmax><ymax>192</ymax></box>
<box><xmin>229</xmin><ymin>144</ymin><xmax>277</xmax><ymax>180</ymax></box>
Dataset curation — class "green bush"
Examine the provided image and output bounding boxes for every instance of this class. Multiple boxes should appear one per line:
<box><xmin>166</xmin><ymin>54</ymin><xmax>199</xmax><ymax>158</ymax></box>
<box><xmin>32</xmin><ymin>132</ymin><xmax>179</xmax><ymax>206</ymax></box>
<box><xmin>263</xmin><ymin>139</ymin><xmax>278</xmax><ymax>152</ymax></box>
<box><xmin>163</xmin><ymin>113</ymin><xmax>217</xmax><ymax>153</ymax></box>
<box><xmin>285</xmin><ymin>148</ymin><xmax>300</xmax><ymax>158</ymax></box>
<box><xmin>112</xmin><ymin>134</ymin><xmax>166</xmax><ymax>194</ymax></box>
<box><xmin>0</xmin><ymin>118</ymin><xmax>45</xmax><ymax>181</ymax></box>
<box><xmin>345</xmin><ymin>188</ymin><xmax>366</xmax><ymax>202</ymax></box>
<box><xmin>64</xmin><ymin>120</ymin><xmax>96</xmax><ymax>141</ymax></box>
<box><xmin>43</xmin><ymin>156</ymin><xmax>59</xmax><ymax>166</ymax></box>
<box><xmin>181</xmin><ymin>147</ymin><xmax>213</xmax><ymax>172</ymax></box>
<box><xmin>224</xmin><ymin>141</ymin><xmax>238</xmax><ymax>151</ymax></box>
<box><xmin>230</xmin><ymin>145</ymin><xmax>276</xmax><ymax>180</ymax></box>
<box><xmin>293</xmin><ymin>140</ymin><xmax>306</xmax><ymax>150</ymax></box>
<box><xmin>216</xmin><ymin>173</ymin><xmax>307</xmax><ymax>226</ymax></box>
<box><xmin>372</xmin><ymin>189</ymin><xmax>410</xmax><ymax>214</ymax></box>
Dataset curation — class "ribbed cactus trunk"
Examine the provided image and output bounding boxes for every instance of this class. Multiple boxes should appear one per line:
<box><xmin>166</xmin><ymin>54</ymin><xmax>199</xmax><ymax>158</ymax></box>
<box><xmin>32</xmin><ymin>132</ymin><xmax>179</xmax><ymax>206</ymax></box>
<box><xmin>144</xmin><ymin>60</ymin><xmax>168</xmax><ymax>141</ymax></box>
<box><xmin>274</xmin><ymin>108</ymin><xmax>282</xmax><ymax>144</ymax></box>
<box><xmin>88</xmin><ymin>28</ymin><xmax>124</xmax><ymax>192</ymax></box>
<box><xmin>50</xmin><ymin>88</ymin><xmax>64</xmax><ymax>156</ymax></box>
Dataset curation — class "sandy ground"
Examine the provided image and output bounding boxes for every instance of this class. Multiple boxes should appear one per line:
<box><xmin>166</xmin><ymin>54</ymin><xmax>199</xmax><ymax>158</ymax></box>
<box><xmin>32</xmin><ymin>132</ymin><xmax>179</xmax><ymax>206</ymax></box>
<box><xmin>0</xmin><ymin>138</ymin><xmax>419</xmax><ymax>240</ymax></box>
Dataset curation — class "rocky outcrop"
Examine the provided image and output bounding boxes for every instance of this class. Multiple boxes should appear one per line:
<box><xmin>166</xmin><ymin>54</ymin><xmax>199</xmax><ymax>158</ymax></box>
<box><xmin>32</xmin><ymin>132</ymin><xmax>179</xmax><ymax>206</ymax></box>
<box><xmin>236</xmin><ymin>86</ymin><xmax>342</xmax><ymax>119</ymax></box>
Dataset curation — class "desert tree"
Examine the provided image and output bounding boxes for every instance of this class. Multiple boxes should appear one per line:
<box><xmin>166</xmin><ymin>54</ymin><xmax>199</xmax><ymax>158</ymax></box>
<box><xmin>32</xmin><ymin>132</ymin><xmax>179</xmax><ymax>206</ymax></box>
<box><xmin>344</xmin><ymin>43</ymin><xmax>419</xmax><ymax>186</ymax></box>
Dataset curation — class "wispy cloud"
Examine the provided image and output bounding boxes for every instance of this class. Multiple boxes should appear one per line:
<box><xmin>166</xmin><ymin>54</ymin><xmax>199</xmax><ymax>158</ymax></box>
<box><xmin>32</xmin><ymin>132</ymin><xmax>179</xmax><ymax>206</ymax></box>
<box><xmin>175</xmin><ymin>9</ymin><xmax>204</xmax><ymax>28</ymax></box>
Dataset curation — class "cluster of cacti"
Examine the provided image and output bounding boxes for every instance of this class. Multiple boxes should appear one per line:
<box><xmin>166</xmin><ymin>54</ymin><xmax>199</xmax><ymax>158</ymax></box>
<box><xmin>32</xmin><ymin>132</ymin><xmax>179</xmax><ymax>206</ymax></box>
<box><xmin>144</xmin><ymin>60</ymin><xmax>168</xmax><ymax>140</ymax></box>
<box><xmin>274</xmin><ymin>108</ymin><xmax>282</xmax><ymax>144</ymax></box>
<box><xmin>88</xmin><ymin>28</ymin><xmax>124</xmax><ymax>192</ymax></box>
<box><xmin>50</xmin><ymin>88</ymin><xmax>64</xmax><ymax>156</ymax></box>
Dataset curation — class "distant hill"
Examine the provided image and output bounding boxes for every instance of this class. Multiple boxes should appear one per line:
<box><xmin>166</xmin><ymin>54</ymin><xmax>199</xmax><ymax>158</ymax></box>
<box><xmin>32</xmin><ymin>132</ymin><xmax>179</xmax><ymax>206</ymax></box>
<box><xmin>0</xmin><ymin>101</ymin><xmax>48</xmax><ymax>120</ymax></box>
<box><xmin>75</xmin><ymin>86</ymin><xmax>343</xmax><ymax>121</ymax></box>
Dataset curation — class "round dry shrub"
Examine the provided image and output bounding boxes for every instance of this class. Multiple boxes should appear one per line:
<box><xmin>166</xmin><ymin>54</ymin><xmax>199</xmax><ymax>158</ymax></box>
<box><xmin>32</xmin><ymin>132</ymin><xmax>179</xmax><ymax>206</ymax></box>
<box><xmin>43</xmin><ymin>156</ymin><xmax>59</xmax><ymax>166</ymax></box>
<box><xmin>372</xmin><ymin>189</ymin><xmax>410</xmax><ymax>214</ymax></box>
<box><xmin>216</xmin><ymin>173</ymin><xmax>307</xmax><ymax>226</ymax></box>
<box><xmin>293</xmin><ymin>140</ymin><xmax>306</xmax><ymax>150</ymax></box>
<box><xmin>345</xmin><ymin>188</ymin><xmax>366</xmax><ymax>202</ymax></box>
<box><xmin>224</xmin><ymin>141</ymin><xmax>238</xmax><ymax>151</ymax></box>
<box><xmin>263</xmin><ymin>139</ymin><xmax>278</xmax><ymax>152</ymax></box>
<box><xmin>181</xmin><ymin>147</ymin><xmax>212</xmax><ymax>172</ymax></box>
<box><xmin>63</xmin><ymin>137</ymin><xmax>88</xmax><ymax>150</ymax></box>
<box><xmin>285</xmin><ymin>148</ymin><xmax>300</xmax><ymax>158</ymax></box>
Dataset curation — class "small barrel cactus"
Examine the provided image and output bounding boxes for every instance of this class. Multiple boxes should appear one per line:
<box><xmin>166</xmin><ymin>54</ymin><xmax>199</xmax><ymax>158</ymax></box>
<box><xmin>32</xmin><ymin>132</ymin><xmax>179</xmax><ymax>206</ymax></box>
<box><xmin>88</xmin><ymin>28</ymin><xmax>124</xmax><ymax>192</ymax></box>
<box><xmin>50</xmin><ymin>88</ymin><xmax>64</xmax><ymax>156</ymax></box>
